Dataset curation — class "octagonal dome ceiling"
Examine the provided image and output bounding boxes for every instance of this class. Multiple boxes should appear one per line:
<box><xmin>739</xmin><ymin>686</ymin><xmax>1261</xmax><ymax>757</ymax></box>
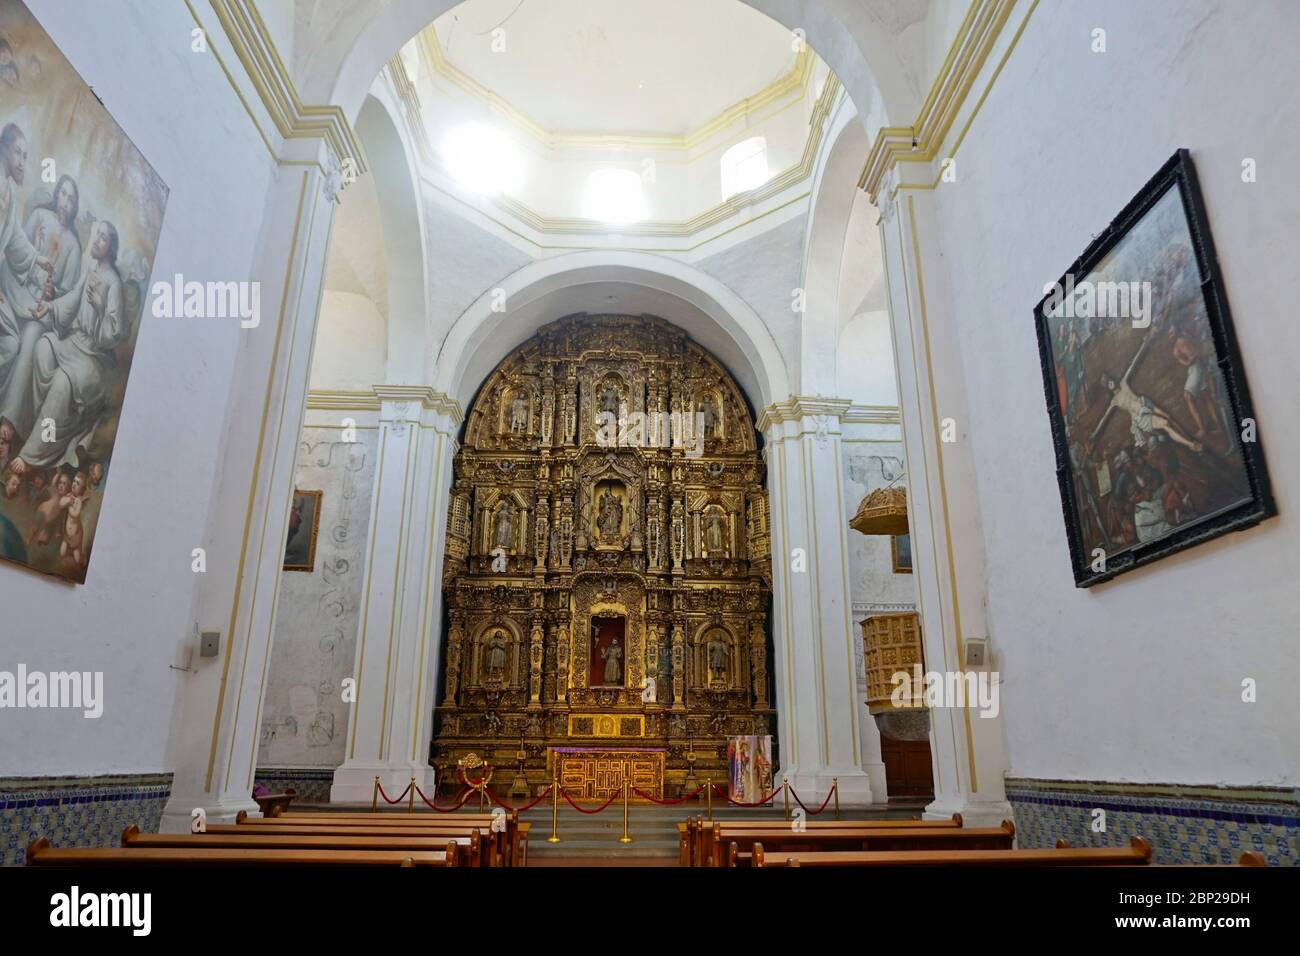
<box><xmin>431</xmin><ymin>0</ymin><xmax>800</xmax><ymax>137</ymax></box>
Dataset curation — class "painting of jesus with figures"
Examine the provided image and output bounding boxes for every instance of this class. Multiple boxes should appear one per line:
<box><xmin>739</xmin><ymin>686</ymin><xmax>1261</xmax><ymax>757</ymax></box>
<box><xmin>1035</xmin><ymin>150</ymin><xmax>1272</xmax><ymax>587</ymax></box>
<box><xmin>0</xmin><ymin>0</ymin><xmax>167</xmax><ymax>584</ymax></box>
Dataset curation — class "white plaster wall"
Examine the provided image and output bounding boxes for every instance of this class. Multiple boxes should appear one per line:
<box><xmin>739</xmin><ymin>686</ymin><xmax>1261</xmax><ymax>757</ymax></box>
<box><xmin>310</xmin><ymin>293</ymin><xmax>388</xmax><ymax>391</ymax></box>
<box><xmin>696</xmin><ymin>213</ymin><xmax>806</xmax><ymax>397</ymax></box>
<box><xmin>257</xmin><ymin>426</ymin><xmax>379</xmax><ymax>769</ymax></box>
<box><xmin>838</xmin><ymin>311</ymin><xmax>898</xmax><ymax>407</ymax></box>
<box><xmin>422</xmin><ymin>191</ymin><xmax>534</xmax><ymax>366</ymax></box>
<box><xmin>931</xmin><ymin>0</ymin><xmax>1300</xmax><ymax>786</ymax></box>
<box><xmin>0</xmin><ymin>1</ymin><xmax>279</xmax><ymax>776</ymax></box>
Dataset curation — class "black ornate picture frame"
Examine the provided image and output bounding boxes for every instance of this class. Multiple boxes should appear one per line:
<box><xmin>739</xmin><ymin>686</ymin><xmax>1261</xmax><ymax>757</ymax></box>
<box><xmin>1033</xmin><ymin>149</ymin><xmax>1274</xmax><ymax>587</ymax></box>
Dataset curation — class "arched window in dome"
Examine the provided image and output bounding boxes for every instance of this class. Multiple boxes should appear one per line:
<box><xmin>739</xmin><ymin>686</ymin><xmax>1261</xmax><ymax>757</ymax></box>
<box><xmin>720</xmin><ymin>136</ymin><xmax>770</xmax><ymax>200</ymax></box>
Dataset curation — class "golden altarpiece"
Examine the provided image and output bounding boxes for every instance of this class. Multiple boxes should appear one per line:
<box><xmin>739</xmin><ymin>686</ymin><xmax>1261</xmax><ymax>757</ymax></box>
<box><xmin>434</xmin><ymin>315</ymin><xmax>774</xmax><ymax>798</ymax></box>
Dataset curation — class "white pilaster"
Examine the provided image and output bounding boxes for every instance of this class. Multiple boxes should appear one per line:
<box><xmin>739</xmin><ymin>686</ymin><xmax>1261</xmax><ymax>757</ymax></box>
<box><xmin>762</xmin><ymin>399</ymin><xmax>874</xmax><ymax>806</ymax></box>
<box><xmin>330</xmin><ymin>388</ymin><xmax>460</xmax><ymax>803</ymax></box>
<box><xmin>161</xmin><ymin>148</ymin><xmax>339</xmax><ymax>831</ymax></box>
<box><xmin>876</xmin><ymin>169</ymin><xmax>1012</xmax><ymax>827</ymax></box>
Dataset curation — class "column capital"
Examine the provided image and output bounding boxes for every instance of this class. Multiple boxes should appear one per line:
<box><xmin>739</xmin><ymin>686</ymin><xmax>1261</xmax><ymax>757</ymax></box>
<box><xmin>756</xmin><ymin>396</ymin><xmax>853</xmax><ymax>433</ymax></box>
<box><xmin>372</xmin><ymin>384</ymin><xmax>463</xmax><ymax>424</ymax></box>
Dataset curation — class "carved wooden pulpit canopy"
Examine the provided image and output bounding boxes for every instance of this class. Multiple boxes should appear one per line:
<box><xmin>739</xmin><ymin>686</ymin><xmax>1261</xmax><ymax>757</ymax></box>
<box><xmin>849</xmin><ymin>485</ymin><xmax>909</xmax><ymax>536</ymax></box>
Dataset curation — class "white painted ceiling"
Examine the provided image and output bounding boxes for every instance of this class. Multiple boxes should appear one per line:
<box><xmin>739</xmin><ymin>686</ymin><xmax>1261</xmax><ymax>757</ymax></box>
<box><xmin>432</xmin><ymin>0</ymin><xmax>799</xmax><ymax>135</ymax></box>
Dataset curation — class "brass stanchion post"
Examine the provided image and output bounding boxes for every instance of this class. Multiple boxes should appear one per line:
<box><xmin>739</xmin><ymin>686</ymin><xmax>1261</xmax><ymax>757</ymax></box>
<box><xmin>407</xmin><ymin>776</ymin><xmax>415</xmax><ymax>814</ymax></box>
<box><xmin>783</xmin><ymin>778</ymin><xmax>790</xmax><ymax>821</ymax></box>
<box><xmin>706</xmin><ymin>777</ymin><xmax>713</xmax><ymax>822</ymax></box>
<box><xmin>547</xmin><ymin>768</ymin><xmax>561</xmax><ymax>843</ymax></box>
<box><xmin>372</xmin><ymin>776</ymin><xmax>379</xmax><ymax>812</ymax></box>
<box><xmin>833</xmin><ymin>777</ymin><xmax>840</xmax><ymax>821</ymax></box>
<box><xmin>619</xmin><ymin>776</ymin><xmax>632</xmax><ymax>844</ymax></box>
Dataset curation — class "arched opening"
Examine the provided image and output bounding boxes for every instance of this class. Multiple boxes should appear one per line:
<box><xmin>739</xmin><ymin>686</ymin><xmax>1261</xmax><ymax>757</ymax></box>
<box><xmin>253</xmin><ymin>0</ymin><xmax>908</xmax><ymax>812</ymax></box>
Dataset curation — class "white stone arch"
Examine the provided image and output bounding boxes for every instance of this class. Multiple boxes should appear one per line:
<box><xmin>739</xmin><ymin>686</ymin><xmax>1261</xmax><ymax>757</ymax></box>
<box><xmin>431</xmin><ymin>250</ymin><xmax>792</xmax><ymax>411</ymax></box>
<box><xmin>354</xmin><ymin>90</ymin><xmax>430</xmax><ymax>385</ymax></box>
<box><xmin>799</xmin><ymin>93</ymin><xmax>874</xmax><ymax>396</ymax></box>
<box><xmin>298</xmin><ymin>0</ymin><xmax>918</xmax><ymax>143</ymax></box>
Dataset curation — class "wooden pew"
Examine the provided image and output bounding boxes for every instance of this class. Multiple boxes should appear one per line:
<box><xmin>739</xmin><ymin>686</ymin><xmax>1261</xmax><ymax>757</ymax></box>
<box><xmin>715</xmin><ymin>821</ymin><xmax>1017</xmax><ymax>866</ymax></box>
<box><xmin>749</xmin><ymin>836</ymin><xmax>1154</xmax><ymax>867</ymax></box>
<box><xmin>121</xmin><ymin>825</ymin><xmax>482</xmax><ymax>867</ymax></box>
<box><xmin>678</xmin><ymin>813</ymin><xmax>965</xmax><ymax>867</ymax></box>
<box><xmin>254</xmin><ymin>788</ymin><xmax>296</xmax><ymax>817</ymax></box>
<box><xmin>26</xmin><ymin>837</ymin><xmax>452</xmax><ymax>867</ymax></box>
<box><xmin>235</xmin><ymin>811</ymin><xmax>524</xmax><ymax>866</ymax></box>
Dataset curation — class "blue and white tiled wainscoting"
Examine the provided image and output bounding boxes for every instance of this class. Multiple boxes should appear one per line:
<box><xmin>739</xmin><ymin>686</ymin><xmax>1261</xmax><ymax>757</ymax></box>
<box><xmin>1006</xmin><ymin>778</ymin><xmax>1298</xmax><ymax>866</ymax></box>
<box><xmin>0</xmin><ymin>773</ymin><xmax>172</xmax><ymax>866</ymax></box>
<box><xmin>254</xmin><ymin>767</ymin><xmax>335</xmax><ymax>804</ymax></box>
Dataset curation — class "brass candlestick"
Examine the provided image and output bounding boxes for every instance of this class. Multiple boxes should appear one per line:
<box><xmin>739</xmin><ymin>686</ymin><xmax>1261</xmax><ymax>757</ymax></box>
<box><xmin>683</xmin><ymin>738</ymin><xmax>698</xmax><ymax>798</ymax></box>
<box><xmin>510</xmin><ymin>734</ymin><xmax>529</xmax><ymax>800</ymax></box>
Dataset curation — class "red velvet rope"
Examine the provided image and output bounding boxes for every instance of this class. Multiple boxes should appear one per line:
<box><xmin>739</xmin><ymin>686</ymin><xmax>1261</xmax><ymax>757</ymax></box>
<box><xmin>725</xmin><ymin>787</ymin><xmax>781</xmax><ymax>808</ymax></box>
<box><xmin>789</xmin><ymin>781</ymin><xmax>837</xmax><ymax>816</ymax></box>
<box><xmin>413</xmin><ymin>784</ymin><xmax>476</xmax><ymax>813</ymax></box>
<box><xmin>559</xmin><ymin>787</ymin><xmax>623</xmax><ymax>814</ymax></box>
<box><xmin>631</xmin><ymin>784</ymin><xmax>707</xmax><ymax>805</ymax></box>
<box><xmin>375</xmin><ymin>780</ymin><xmax>413</xmax><ymax>804</ymax></box>
<box><xmin>484</xmin><ymin>785</ymin><xmax>554</xmax><ymax>813</ymax></box>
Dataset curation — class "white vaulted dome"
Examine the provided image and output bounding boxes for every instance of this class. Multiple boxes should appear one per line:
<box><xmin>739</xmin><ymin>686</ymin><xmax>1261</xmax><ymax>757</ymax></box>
<box><xmin>394</xmin><ymin>0</ymin><xmax>841</xmax><ymax>235</ymax></box>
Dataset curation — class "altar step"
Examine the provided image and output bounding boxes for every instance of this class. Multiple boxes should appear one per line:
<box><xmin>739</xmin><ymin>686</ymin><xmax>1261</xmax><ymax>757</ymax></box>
<box><xmin>302</xmin><ymin>799</ymin><xmax>929</xmax><ymax>862</ymax></box>
<box><xmin>515</xmin><ymin>802</ymin><xmax>926</xmax><ymax>861</ymax></box>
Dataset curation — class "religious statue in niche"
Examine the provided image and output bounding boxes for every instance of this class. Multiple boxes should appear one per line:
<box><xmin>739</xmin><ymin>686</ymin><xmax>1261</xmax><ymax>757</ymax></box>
<box><xmin>708</xmin><ymin>631</ymin><xmax>730</xmax><ymax>685</ymax></box>
<box><xmin>509</xmin><ymin>390</ymin><xmax>528</xmax><ymax>434</ymax></box>
<box><xmin>495</xmin><ymin>502</ymin><xmax>515</xmax><ymax>550</ymax></box>
<box><xmin>705</xmin><ymin>509</ymin><xmax>725</xmax><ymax>555</ymax></box>
<box><xmin>701</xmin><ymin>393</ymin><xmax>719</xmax><ymax>440</ymax></box>
<box><xmin>589</xmin><ymin>616</ymin><xmax>627</xmax><ymax>687</ymax></box>
<box><xmin>599</xmin><ymin>383</ymin><xmax>620</xmax><ymax>420</ymax></box>
<box><xmin>601</xmin><ymin>636</ymin><xmax>623</xmax><ymax>685</ymax></box>
<box><xmin>484</xmin><ymin>629</ymin><xmax>508</xmax><ymax>682</ymax></box>
<box><xmin>596</xmin><ymin>484</ymin><xmax>623</xmax><ymax>541</ymax></box>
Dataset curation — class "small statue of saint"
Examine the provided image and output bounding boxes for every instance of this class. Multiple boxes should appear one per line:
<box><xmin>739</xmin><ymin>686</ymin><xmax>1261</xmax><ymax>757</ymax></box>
<box><xmin>708</xmin><ymin>633</ymin><xmax>729</xmax><ymax>683</ymax></box>
<box><xmin>705</xmin><ymin>510</ymin><xmax>724</xmax><ymax>553</ymax></box>
<box><xmin>509</xmin><ymin>391</ymin><xmax>528</xmax><ymax>433</ymax></box>
<box><xmin>602</xmin><ymin>636</ymin><xmax>623</xmax><ymax>685</ymax></box>
<box><xmin>597</xmin><ymin>487</ymin><xmax>622</xmax><ymax>539</ymax></box>
<box><xmin>701</xmin><ymin>394</ymin><xmax>718</xmax><ymax>439</ymax></box>
<box><xmin>600</xmin><ymin>384</ymin><xmax>620</xmax><ymax>419</ymax></box>
<box><xmin>495</xmin><ymin>502</ymin><xmax>514</xmax><ymax>550</ymax></box>
<box><xmin>485</xmin><ymin>630</ymin><xmax>508</xmax><ymax>680</ymax></box>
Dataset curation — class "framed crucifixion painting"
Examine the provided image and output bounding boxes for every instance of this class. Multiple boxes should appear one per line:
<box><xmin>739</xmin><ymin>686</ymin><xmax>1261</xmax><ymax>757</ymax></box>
<box><xmin>1033</xmin><ymin>149</ymin><xmax>1274</xmax><ymax>587</ymax></box>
